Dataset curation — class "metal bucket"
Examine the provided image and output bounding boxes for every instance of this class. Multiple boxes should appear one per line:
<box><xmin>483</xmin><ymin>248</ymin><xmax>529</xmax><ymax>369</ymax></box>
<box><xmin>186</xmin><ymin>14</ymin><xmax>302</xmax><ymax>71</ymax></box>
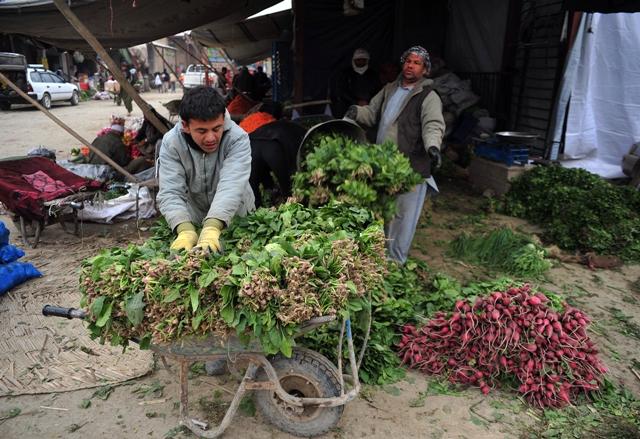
<box><xmin>296</xmin><ymin>119</ymin><xmax>367</xmax><ymax>170</ymax></box>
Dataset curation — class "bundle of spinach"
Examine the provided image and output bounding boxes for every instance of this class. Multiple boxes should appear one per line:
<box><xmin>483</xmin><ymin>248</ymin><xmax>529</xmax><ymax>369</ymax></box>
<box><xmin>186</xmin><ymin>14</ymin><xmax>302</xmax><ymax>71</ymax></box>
<box><xmin>502</xmin><ymin>165</ymin><xmax>640</xmax><ymax>261</ymax></box>
<box><xmin>79</xmin><ymin>202</ymin><xmax>386</xmax><ymax>356</ymax></box>
<box><xmin>449</xmin><ymin>227</ymin><xmax>551</xmax><ymax>278</ymax></box>
<box><xmin>292</xmin><ymin>135</ymin><xmax>423</xmax><ymax>220</ymax></box>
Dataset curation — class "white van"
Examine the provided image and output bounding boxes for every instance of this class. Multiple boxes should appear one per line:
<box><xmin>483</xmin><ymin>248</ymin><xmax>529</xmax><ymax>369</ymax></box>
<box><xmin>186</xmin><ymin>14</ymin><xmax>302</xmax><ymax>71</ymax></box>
<box><xmin>183</xmin><ymin>64</ymin><xmax>218</xmax><ymax>89</ymax></box>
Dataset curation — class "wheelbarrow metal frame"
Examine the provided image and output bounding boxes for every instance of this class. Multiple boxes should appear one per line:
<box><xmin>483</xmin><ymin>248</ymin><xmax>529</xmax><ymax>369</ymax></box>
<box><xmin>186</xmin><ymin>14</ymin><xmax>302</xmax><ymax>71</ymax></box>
<box><xmin>42</xmin><ymin>305</ymin><xmax>367</xmax><ymax>438</ymax></box>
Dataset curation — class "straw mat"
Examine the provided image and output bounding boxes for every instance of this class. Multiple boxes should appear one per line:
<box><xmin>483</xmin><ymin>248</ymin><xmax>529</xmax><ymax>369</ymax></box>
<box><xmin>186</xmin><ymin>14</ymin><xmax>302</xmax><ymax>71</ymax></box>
<box><xmin>0</xmin><ymin>232</ymin><xmax>153</xmax><ymax>396</ymax></box>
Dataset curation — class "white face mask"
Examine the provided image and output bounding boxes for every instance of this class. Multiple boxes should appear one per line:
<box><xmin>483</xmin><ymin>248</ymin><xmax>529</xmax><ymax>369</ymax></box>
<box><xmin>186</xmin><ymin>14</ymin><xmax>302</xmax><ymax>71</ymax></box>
<box><xmin>352</xmin><ymin>61</ymin><xmax>369</xmax><ymax>75</ymax></box>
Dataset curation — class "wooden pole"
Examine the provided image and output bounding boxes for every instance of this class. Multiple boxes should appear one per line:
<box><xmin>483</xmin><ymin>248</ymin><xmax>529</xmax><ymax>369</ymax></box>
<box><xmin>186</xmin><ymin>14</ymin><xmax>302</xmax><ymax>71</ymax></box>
<box><xmin>172</xmin><ymin>38</ymin><xmax>217</xmax><ymax>73</ymax></box>
<box><xmin>218</xmin><ymin>48</ymin><xmax>235</xmax><ymax>71</ymax></box>
<box><xmin>0</xmin><ymin>71</ymin><xmax>138</xmax><ymax>183</ymax></box>
<box><xmin>284</xmin><ymin>99</ymin><xmax>331</xmax><ymax>111</ymax></box>
<box><xmin>51</xmin><ymin>0</ymin><xmax>168</xmax><ymax>136</ymax></box>
<box><xmin>165</xmin><ymin>37</ymin><xmax>219</xmax><ymax>87</ymax></box>
<box><xmin>151</xmin><ymin>44</ymin><xmax>184</xmax><ymax>89</ymax></box>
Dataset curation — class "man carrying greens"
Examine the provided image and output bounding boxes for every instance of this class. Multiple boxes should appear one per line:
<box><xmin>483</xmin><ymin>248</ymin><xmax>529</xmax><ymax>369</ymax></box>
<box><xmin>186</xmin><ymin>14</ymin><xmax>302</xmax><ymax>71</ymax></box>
<box><xmin>157</xmin><ymin>86</ymin><xmax>255</xmax><ymax>253</ymax></box>
<box><xmin>345</xmin><ymin>45</ymin><xmax>445</xmax><ymax>264</ymax></box>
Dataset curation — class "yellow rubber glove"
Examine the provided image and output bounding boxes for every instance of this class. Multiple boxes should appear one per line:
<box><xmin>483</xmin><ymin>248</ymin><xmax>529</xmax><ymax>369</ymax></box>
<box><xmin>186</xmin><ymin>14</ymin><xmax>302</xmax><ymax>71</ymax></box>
<box><xmin>170</xmin><ymin>222</ymin><xmax>198</xmax><ymax>251</ymax></box>
<box><xmin>195</xmin><ymin>218</ymin><xmax>224</xmax><ymax>253</ymax></box>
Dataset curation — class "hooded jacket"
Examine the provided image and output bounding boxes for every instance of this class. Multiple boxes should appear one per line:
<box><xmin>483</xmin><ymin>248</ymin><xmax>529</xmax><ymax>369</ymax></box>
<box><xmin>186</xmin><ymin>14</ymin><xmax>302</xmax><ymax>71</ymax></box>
<box><xmin>353</xmin><ymin>76</ymin><xmax>445</xmax><ymax>178</ymax></box>
<box><xmin>157</xmin><ymin>111</ymin><xmax>255</xmax><ymax>230</ymax></box>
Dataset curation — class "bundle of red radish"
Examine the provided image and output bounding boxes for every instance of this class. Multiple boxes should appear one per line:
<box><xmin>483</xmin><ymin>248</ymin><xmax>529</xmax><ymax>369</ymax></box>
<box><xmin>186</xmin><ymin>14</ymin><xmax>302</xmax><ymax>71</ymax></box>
<box><xmin>398</xmin><ymin>285</ymin><xmax>607</xmax><ymax>407</ymax></box>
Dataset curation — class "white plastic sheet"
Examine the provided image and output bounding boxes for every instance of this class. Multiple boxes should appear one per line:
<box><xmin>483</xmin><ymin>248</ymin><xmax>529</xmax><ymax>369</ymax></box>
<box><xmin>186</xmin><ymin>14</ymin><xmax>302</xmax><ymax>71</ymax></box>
<box><xmin>78</xmin><ymin>185</ymin><xmax>156</xmax><ymax>224</ymax></box>
<box><xmin>57</xmin><ymin>161</ymin><xmax>116</xmax><ymax>183</ymax></box>
<box><xmin>561</xmin><ymin>13</ymin><xmax>640</xmax><ymax>178</ymax></box>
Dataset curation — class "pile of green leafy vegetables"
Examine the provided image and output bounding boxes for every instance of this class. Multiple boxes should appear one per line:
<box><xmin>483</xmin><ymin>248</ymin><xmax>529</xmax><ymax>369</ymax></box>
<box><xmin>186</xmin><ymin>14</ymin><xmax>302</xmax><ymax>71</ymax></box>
<box><xmin>301</xmin><ymin>263</ymin><xmax>532</xmax><ymax>384</ymax></box>
<box><xmin>449</xmin><ymin>227</ymin><xmax>551</xmax><ymax>278</ymax></box>
<box><xmin>79</xmin><ymin>133</ymin><xmax>429</xmax><ymax>375</ymax></box>
<box><xmin>292</xmin><ymin>135</ymin><xmax>423</xmax><ymax>220</ymax></box>
<box><xmin>79</xmin><ymin>202</ymin><xmax>386</xmax><ymax>356</ymax></box>
<box><xmin>501</xmin><ymin>165</ymin><xmax>640</xmax><ymax>261</ymax></box>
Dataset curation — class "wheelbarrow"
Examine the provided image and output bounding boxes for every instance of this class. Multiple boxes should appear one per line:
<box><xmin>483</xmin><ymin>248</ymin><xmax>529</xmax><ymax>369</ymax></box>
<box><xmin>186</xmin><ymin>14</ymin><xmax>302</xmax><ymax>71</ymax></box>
<box><xmin>42</xmin><ymin>304</ymin><xmax>369</xmax><ymax>438</ymax></box>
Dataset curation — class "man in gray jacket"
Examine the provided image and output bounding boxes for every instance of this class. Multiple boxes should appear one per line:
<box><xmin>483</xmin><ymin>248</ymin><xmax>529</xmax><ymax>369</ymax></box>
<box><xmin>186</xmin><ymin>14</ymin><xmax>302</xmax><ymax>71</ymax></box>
<box><xmin>346</xmin><ymin>46</ymin><xmax>445</xmax><ymax>263</ymax></box>
<box><xmin>157</xmin><ymin>86</ymin><xmax>255</xmax><ymax>252</ymax></box>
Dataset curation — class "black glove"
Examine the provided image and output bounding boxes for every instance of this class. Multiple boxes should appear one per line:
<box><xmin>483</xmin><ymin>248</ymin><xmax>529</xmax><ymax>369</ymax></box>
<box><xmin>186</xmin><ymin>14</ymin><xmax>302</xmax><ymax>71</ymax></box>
<box><xmin>428</xmin><ymin>146</ymin><xmax>442</xmax><ymax>170</ymax></box>
<box><xmin>343</xmin><ymin>105</ymin><xmax>358</xmax><ymax>121</ymax></box>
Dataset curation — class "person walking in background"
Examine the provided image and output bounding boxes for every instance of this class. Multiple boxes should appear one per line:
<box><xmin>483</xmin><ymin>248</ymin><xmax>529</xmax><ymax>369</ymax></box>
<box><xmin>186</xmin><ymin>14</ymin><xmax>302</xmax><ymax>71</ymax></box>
<box><xmin>162</xmin><ymin>69</ymin><xmax>170</xmax><ymax>93</ymax></box>
<box><xmin>169</xmin><ymin>71</ymin><xmax>177</xmax><ymax>92</ymax></box>
<box><xmin>115</xmin><ymin>64</ymin><xmax>135</xmax><ymax>115</ymax></box>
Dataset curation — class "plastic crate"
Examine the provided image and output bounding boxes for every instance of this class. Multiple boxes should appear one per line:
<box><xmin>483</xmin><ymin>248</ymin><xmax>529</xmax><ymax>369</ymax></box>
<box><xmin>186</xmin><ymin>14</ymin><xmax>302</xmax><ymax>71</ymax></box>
<box><xmin>474</xmin><ymin>142</ymin><xmax>529</xmax><ymax>166</ymax></box>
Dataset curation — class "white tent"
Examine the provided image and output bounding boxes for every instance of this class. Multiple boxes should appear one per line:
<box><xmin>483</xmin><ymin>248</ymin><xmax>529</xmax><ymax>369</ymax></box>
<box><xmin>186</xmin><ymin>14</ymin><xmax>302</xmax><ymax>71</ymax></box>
<box><xmin>553</xmin><ymin>13</ymin><xmax>640</xmax><ymax>178</ymax></box>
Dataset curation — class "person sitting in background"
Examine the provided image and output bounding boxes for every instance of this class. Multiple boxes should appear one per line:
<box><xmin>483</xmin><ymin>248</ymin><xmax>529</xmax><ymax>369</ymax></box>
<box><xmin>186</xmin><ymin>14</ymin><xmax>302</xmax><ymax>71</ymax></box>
<box><xmin>233</xmin><ymin>67</ymin><xmax>255</xmax><ymax>99</ymax></box>
<box><xmin>87</xmin><ymin>116</ymin><xmax>130</xmax><ymax>169</ymax></box>
<box><xmin>253</xmin><ymin>66</ymin><xmax>272</xmax><ymax>101</ymax></box>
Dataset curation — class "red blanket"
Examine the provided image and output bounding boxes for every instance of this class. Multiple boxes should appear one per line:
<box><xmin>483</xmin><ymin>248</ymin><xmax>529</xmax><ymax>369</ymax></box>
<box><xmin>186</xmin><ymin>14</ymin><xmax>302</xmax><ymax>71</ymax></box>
<box><xmin>0</xmin><ymin>156</ymin><xmax>102</xmax><ymax>220</ymax></box>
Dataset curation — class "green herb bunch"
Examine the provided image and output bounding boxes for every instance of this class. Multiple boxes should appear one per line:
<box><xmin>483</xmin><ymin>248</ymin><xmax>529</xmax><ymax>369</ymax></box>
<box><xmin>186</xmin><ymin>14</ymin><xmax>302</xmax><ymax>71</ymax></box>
<box><xmin>299</xmin><ymin>262</ymin><xmax>514</xmax><ymax>384</ymax></box>
<box><xmin>79</xmin><ymin>202</ymin><xmax>386</xmax><ymax>356</ymax></box>
<box><xmin>449</xmin><ymin>227</ymin><xmax>551</xmax><ymax>278</ymax></box>
<box><xmin>292</xmin><ymin>135</ymin><xmax>423</xmax><ymax>220</ymax></box>
<box><xmin>502</xmin><ymin>165</ymin><xmax>640</xmax><ymax>261</ymax></box>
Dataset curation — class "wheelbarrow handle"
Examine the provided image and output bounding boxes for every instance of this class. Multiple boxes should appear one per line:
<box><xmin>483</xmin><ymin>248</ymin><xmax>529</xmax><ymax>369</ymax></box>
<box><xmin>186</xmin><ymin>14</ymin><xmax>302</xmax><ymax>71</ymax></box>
<box><xmin>42</xmin><ymin>305</ymin><xmax>87</xmax><ymax>320</ymax></box>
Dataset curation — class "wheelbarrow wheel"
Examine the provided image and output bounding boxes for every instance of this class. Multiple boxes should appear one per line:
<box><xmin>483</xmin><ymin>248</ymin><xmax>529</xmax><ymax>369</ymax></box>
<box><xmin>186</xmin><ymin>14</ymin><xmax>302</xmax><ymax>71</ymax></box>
<box><xmin>254</xmin><ymin>347</ymin><xmax>343</xmax><ymax>437</ymax></box>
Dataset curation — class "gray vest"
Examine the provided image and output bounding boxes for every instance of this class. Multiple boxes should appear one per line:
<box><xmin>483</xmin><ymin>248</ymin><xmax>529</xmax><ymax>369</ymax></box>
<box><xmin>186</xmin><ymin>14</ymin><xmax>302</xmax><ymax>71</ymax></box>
<box><xmin>396</xmin><ymin>85</ymin><xmax>435</xmax><ymax>178</ymax></box>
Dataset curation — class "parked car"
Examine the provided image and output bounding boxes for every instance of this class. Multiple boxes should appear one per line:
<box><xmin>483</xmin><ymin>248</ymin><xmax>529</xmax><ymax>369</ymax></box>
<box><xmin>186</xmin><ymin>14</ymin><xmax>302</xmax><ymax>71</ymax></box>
<box><xmin>0</xmin><ymin>54</ymin><xmax>79</xmax><ymax>111</ymax></box>
<box><xmin>182</xmin><ymin>64</ymin><xmax>218</xmax><ymax>89</ymax></box>
<box><xmin>25</xmin><ymin>65</ymin><xmax>80</xmax><ymax>109</ymax></box>
<box><xmin>0</xmin><ymin>51</ymin><xmax>29</xmax><ymax>111</ymax></box>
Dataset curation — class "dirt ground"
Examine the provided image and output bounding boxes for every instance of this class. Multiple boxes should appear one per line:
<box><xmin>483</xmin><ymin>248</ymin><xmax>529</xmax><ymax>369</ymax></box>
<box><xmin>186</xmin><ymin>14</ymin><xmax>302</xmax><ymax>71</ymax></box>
<box><xmin>1</xmin><ymin>90</ymin><xmax>182</xmax><ymax>159</ymax></box>
<box><xmin>0</xmin><ymin>96</ymin><xmax>639</xmax><ymax>439</ymax></box>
